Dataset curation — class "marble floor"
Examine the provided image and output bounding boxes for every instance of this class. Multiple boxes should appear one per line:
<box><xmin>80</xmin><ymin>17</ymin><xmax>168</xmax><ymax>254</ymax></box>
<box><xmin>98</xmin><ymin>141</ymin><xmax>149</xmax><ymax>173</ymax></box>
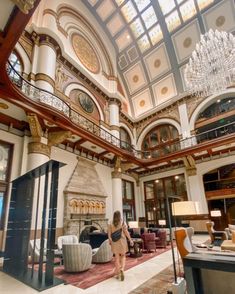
<box><xmin>0</xmin><ymin>234</ymin><xmax>209</xmax><ymax>294</ymax></box>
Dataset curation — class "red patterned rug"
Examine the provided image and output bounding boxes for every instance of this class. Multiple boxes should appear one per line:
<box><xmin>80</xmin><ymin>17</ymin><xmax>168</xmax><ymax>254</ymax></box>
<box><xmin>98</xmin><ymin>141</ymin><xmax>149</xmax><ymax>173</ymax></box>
<box><xmin>54</xmin><ymin>246</ymin><xmax>171</xmax><ymax>289</ymax></box>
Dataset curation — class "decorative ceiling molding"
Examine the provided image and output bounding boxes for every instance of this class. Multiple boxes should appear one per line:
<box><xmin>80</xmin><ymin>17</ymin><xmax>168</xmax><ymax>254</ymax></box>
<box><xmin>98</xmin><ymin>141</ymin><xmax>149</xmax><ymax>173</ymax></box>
<box><xmin>11</xmin><ymin>0</ymin><xmax>36</xmax><ymax>14</ymax></box>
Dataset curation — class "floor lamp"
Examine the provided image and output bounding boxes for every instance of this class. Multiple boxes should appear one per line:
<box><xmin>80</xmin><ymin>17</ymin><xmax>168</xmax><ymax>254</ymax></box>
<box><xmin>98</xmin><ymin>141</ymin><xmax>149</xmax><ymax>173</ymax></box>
<box><xmin>166</xmin><ymin>198</ymin><xmax>199</xmax><ymax>294</ymax></box>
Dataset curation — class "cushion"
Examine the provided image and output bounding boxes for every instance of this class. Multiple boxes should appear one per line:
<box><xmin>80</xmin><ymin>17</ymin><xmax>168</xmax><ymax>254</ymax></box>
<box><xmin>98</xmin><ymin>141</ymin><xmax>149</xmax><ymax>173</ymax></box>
<box><xmin>228</xmin><ymin>224</ymin><xmax>235</xmax><ymax>232</ymax></box>
<box><xmin>133</xmin><ymin>228</ymin><xmax>141</xmax><ymax>237</ymax></box>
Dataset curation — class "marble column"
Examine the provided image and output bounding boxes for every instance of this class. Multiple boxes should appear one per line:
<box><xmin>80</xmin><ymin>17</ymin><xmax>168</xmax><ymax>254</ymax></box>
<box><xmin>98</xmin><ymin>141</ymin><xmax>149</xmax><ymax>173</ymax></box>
<box><xmin>186</xmin><ymin>173</ymin><xmax>208</xmax><ymax>214</ymax></box>
<box><xmin>35</xmin><ymin>42</ymin><xmax>56</xmax><ymax>93</ymax></box>
<box><xmin>111</xmin><ymin>156</ymin><xmax>123</xmax><ymax>216</ymax></box>
<box><xmin>178</xmin><ymin>102</ymin><xmax>196</xmax><ymax>148</ymax></box>
<box><xmin>109</xmin><ymin>98</ymin><xmax>120</xmax><ymax>139</ymax></box>
<box><xmin>26</xmin><ymin>113</ymin><xmax>50</xmax><ymax>171</ymax></box>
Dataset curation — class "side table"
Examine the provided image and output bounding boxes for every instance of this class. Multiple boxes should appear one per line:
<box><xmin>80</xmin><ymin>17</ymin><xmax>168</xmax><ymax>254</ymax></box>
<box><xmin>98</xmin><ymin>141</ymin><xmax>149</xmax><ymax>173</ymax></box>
<box><xmin>129</xmin><ymin>238</ymin><xmax>143</xmax><ymax>258</ymax></box>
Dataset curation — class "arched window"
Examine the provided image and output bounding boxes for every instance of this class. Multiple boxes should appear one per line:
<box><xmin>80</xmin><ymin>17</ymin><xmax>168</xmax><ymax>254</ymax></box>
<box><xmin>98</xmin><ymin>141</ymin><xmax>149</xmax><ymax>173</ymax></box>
<box><xmin>8</xmin><ymin>51</ymin><xmax>23</xmax><ymax>82</ymax></box>
<box><xmin>120</xmin><ymin>127</ymin><xmax>132</xmax><ymax>151</ymax></box>
<box><xmin>142</xmin><ymin>124</ymin><xmax>179</xmax><ymax>158</ymax></box>
<box><xmin>196</xmin><ymin>98</ymin><xmax>235</xmax><ymax>143</ymax></box>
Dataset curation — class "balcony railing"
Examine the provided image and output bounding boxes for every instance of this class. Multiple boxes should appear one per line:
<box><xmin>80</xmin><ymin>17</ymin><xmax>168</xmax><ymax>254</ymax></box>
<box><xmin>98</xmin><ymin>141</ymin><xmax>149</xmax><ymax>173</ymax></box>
<box><xmin>6</xmin><ymin>61</ymin><xmax>235</xmax><ymax>161</ymax></box>
<box><xmin>6</xmin><ymin>61</ymin><xmax>132</xmax><ymax>152</ymax></box>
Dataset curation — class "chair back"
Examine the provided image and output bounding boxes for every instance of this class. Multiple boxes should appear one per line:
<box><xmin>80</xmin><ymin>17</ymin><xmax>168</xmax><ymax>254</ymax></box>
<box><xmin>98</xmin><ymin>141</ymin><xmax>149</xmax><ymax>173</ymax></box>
<box><xmin>175</xmin><ymin>228</ymin><xmax>193</xmax><ymax>259</ymax></box>
<box><xmin>29</xmin><ymin>238</ymin><xmax>47</xmax><ymax>263</ymax></box>
<box><xmin>92</xmin><ymin>239</ymin><xmax>113</xmax><ymax>263</ymax></box>
<box><xmin>57</xmin><ymin>235</ymin><xmax>78</xmax><ymax>250</ymax></box>
<box><xmin>62</xmin><ymin>243</ymin><xmax>92</xmax><ymax>272</ymax></box>
<box><xmin>141</xmin><ymin>233</ymin><xmax>156</xmax><ymax>252</ymax></box>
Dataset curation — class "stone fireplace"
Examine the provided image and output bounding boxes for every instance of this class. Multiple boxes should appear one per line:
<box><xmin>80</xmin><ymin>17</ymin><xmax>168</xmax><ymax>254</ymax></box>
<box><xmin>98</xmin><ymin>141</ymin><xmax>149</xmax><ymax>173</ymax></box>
<box><xmin>63</xmin><ymin>157</ymin><xmax>108</xmax><ymax>240</ymax></box>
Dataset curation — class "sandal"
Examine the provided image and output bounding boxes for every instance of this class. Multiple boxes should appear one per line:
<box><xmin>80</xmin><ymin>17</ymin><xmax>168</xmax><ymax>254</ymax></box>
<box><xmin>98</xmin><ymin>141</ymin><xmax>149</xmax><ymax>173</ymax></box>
<box><xmin>120</xmin><ymin>269</ymin><xmax>124</xmax><ymax>281</ymax></box>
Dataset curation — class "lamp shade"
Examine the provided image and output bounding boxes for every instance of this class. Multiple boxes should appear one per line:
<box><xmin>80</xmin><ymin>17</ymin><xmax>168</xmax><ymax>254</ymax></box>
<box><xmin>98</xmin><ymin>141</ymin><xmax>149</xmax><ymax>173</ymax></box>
<box><xmin>210</xmin><ymin>210</ymin><xmax>221</xmax><ymax>217</ymax></box>
<box><xmin>128</xmin><ymin>221</ymin><xmax>138</xmax><ymax>228</ymax></box>
<box><xmin>158</xmin><ymin>219</ymin><xmax>166</xmax><ymax>226</ymax></box>
<box><xmin>171</xmin><ymin>201</ymin><xmax>199</xmax><ymax>216</ymax></box>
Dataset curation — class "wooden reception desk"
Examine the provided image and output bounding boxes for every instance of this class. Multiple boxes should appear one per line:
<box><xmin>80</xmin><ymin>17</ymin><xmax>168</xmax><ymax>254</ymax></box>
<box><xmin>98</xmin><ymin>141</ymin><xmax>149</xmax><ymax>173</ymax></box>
<box><xmin>183</xmin><ymin>252</ymin><xmax>235</xmax><ymax>294</ymax></box>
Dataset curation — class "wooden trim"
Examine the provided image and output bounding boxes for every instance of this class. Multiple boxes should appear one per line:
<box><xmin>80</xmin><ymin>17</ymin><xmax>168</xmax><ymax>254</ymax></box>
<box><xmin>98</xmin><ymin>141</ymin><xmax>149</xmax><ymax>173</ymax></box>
<box><xmin>0</xmin><ymin>1</ymin><xmax>40</xmax><ymax>66</ymax></box>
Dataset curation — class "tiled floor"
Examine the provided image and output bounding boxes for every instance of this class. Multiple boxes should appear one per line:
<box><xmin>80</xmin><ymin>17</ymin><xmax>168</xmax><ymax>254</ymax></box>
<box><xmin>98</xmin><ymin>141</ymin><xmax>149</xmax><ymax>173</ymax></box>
<box><xmin>0</xmin><ymin>234</ymin><xmax>209</xmax><ymax>294</ymax></box>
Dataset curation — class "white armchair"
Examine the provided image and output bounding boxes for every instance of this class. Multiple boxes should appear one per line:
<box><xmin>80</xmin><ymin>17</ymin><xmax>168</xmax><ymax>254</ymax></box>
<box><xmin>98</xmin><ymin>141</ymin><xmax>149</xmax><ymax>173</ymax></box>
<box><xmin>92</xmin><ymin>239</ymin><xmax>113</xmax><ymax>263</ymax></box>
<box><xmin>57</xmin><ymin>235</ymin><xmax>79</xmax><ymax>253</ymax></box>
<box><xmin>29</xmin><ymin>239</ymin><xmax>47</xmax><ymax>263</ymax></box>
<box><xmin>62</xmin><ymin>243</ymin><xmax>92</xmax><ymax>272</ymax></box>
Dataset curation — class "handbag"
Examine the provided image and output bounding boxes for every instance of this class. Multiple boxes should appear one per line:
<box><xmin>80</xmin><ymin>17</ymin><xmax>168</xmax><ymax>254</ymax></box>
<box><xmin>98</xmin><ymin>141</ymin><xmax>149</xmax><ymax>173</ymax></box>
<box><xmin>111</xmin><ymin>228</ymin><xmax>122</xmax><ymax>242</ymax></box>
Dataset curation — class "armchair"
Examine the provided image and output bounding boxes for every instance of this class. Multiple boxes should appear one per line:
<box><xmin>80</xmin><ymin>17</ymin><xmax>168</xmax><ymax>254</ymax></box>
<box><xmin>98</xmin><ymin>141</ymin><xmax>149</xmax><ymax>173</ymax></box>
<box><xmin>141</xmin><ymin>233</ymin><xmax>156</xmax><ymax>252</ymax></box>
<box><xmin>92</xmin><ymin>239</ymin><xmax>113</xmax><ymax>263</ymax></box>
<box><xmin>155</xmin><ymin>229</ymin><xmax>167</xmax><ymax>248</ymax></box>
<box><xmin>62</xmin><ymin>243</ymin><xmax>92</xmax><ymax>272</ymax></box>
<box><xmin>206</xmin><ymin>221</ymin><xmax>227</xmax><ymax>246</ymax></box>
<box><xmin>57</xmin><ymin>235</ymin><xmax>78</xmax><ymax>253</ymax></box>
<box><xmin>225</xmin><ymin>224</ymin><xmax>235</xmax><ymax>240</ymax></box>
<box><xmin>29</xmin><ymin>239</ymin><xmax>47</xmax><ymax>263</ymax></box>
<box><xmin>175</xmin><ymin>228</ymin><xmax>194</xmax><ymax>259</ymax></box>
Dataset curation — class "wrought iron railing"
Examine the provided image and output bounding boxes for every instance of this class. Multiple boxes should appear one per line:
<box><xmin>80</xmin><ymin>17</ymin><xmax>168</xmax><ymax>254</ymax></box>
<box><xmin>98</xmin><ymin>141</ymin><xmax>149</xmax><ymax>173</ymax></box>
<box><xmin>6</xmin><ymin>61</ymin><xmax>235</xmax><ymax>161</ymax></box>
<box><xmin>6</xmin><ymin>61</ymin><xmax>132</xmax><ymax>152</ymax></box>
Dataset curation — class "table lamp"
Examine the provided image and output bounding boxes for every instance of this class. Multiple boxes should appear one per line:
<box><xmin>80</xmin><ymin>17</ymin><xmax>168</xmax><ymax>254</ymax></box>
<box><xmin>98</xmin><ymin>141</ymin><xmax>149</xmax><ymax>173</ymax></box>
<box><xmin>167</xmin><ymin>199</ymin><xmax>199</xmax><ymax>294</ymax></box>
<box><xmin>128</xmin><ymin>221</ymin><xmax>139</xmax><ymax>228</ymax></box>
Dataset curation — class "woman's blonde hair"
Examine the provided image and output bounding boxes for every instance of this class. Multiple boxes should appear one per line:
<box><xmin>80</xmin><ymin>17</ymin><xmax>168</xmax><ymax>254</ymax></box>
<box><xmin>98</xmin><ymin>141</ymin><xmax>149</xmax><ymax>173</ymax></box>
<box><xmin>113</xmin><ymin>210</ymin><xmax>121</xmax><ymax>227</ymax></box>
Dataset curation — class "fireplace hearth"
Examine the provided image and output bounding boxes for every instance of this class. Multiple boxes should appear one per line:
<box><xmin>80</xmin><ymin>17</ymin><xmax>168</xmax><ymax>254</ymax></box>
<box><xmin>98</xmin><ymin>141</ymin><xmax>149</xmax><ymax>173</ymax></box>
<box><xmin>63</xmin><ymin>157</ymin><xmax>109</xmax><ymax>239</ymax></box>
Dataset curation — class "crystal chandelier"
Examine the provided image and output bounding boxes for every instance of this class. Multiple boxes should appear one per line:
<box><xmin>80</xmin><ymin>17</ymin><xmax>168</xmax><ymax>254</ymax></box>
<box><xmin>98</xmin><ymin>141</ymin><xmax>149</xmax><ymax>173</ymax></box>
<box><xmin>184</xmin><ymin>29</ymin><xmax>235</xmax><ymax>98</ymax></box>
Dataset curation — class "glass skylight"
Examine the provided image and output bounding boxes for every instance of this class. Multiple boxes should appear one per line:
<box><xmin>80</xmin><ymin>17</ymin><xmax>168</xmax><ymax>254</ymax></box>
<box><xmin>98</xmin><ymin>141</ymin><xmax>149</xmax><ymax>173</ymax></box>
<box><xmin>197</xmin><ymin>0</ymin><xmax>214</xmax><ymax>11</ymax></box>
<box><xmin>148</xmin><ymin>24</ymin><xmax>163</xmax><ymax>46</ymax></box>
<box><xmin>180</xmin><ymin>0</ymin><xmax>196</xmax><ymax>22</ymax></box>
<box><xmin>176</xmin><ymin>0</ymin><xmax>184</xmax><ymax>4</ymax></box>
<box><xmin>137</xmin><ymin>34</ymin><xmax>150</xmax><ymax>52</ymax></box>
<box><xmin>121</xmin><ymin>1</ymin><xmax>137</xmax><ymax>23</ymax></box>
<box><xmin>134</xmin><ymin>0</ymin><xmax>150</xmax><ymax>12</ymax></box>
<box><xmin>158</xmin><ymin>0</ymin><xmax>176</xmax><ymax>15</ymax></box>
<box><xmin>130</xmin><ymin>18</ymin><xmax>144</xmax><ymax>38</ymax></box>
<box><xmin>165</xmin><ymin>10</ymin><xmax>181</xmax><ymax>32</ymax></box>
<box><xmin>141</xmin><ymin>6</ymin><xmax>158</xmax><ymax>29</ymax></box>
<box><xmin>115</xmin><ymin>0</ymin><xmax>125</xmax><ymax>6</ymax></box>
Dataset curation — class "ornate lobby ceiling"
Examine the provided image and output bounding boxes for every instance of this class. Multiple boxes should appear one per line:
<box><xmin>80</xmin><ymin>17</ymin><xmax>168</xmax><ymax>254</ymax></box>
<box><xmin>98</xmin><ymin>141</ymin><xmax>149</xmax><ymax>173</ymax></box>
<box><xmin>83</xmin><ymin>0</ymin><xmax>235</xmax><ymax>118</ymax></box>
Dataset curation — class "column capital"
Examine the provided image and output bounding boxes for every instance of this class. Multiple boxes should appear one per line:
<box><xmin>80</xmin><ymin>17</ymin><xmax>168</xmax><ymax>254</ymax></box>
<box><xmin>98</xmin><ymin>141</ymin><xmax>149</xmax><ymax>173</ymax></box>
<box><xmin>109</xmin><ymin>97</ymin><xmax>121</xmax><ymax>107</ymax></box>
<box><xmin>110</xmin><ymin>125</ymin><xmax>120</xmax><ymax>132</ymax></box>
<box><xmin>183</xmin><ymin>155</ymin><xmax>197</xmax><ymax>176</ymax></box>
<box><xmin>112</xmin><ymin>156</ymin><xmax>122</xmax><ymax>179</ymax></box>
<box><xmin>28</xmin><ymin>142</ymin><xmax>51</xmax><ymax>157</ymax></box>
<box><xmin>111</xmin><ymin>171</ymin><xmax>122</xmax><ymax>179</ymax></box>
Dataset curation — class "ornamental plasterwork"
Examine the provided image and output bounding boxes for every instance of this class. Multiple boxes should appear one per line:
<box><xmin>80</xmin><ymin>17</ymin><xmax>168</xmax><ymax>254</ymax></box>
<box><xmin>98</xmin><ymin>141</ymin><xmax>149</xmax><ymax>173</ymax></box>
<box><xmin>11</xmin><ymin>0</ymin><xmax>36</xmax><ymax>14</ymax></box>
<box><xmin>19</xmin><ymin>35</ymin><xmax>33</xmax><ymax>61</ymax></box>
<box><xmin>27</xmin><ymin>113</ymin><xmax>43</xmax><ymax>139</ymax></box>
<box><xmin>72</xmin><ymin>34</ymin><xmax>100</xmax><ymax>74</ymax></box>
<box><xmin>48</xmin><ymin>130</ymin><xmax>72</xmax><ymax>147</ymax></box>
<box><xmin>186</xmin><ymin>95</ymin><xmax>204</xmax><ymax>119</ymax></box>
<box><xmin>55</xmin><ymin>64</ymin><xmax>71</xmax><ymax>92</ymax></box>
<box><xmin>28</xmin><ymin>142</ymin><xmax>51</xmax><ymax>157</ymax></box>
<box><xmin>136</xmin><ymin>106</ymin><xmax>180</xmax><ymax>139</ymax></box>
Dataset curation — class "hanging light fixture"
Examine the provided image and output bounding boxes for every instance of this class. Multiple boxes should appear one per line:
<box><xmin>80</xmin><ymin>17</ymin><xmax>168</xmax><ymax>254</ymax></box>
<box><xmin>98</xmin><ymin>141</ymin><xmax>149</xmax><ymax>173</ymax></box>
<box><xmin>184</xmin><ymin>29</ymin><xmax>235</xmax><ymax>98</ymax></box>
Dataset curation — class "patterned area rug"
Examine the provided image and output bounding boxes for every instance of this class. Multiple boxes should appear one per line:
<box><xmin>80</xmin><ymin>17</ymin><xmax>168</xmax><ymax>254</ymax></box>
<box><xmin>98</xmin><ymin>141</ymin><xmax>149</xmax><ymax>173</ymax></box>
<box><xmin>129</xmin><ymin>261</ymin><xmax>185</xmax><ymax>294</ymax></box>
<box><xmin>54</xmin><ymin>246</ymin><xmax>171</xmax><ymax>289</ymax></box>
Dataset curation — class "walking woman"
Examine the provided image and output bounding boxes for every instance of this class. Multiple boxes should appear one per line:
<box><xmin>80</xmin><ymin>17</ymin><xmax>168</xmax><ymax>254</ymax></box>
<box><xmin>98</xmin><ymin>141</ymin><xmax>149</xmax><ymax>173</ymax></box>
<box><xmin>108</xmin><ymin>210</ymin><xmax>133</xmax><ymax>281</ymax></box>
